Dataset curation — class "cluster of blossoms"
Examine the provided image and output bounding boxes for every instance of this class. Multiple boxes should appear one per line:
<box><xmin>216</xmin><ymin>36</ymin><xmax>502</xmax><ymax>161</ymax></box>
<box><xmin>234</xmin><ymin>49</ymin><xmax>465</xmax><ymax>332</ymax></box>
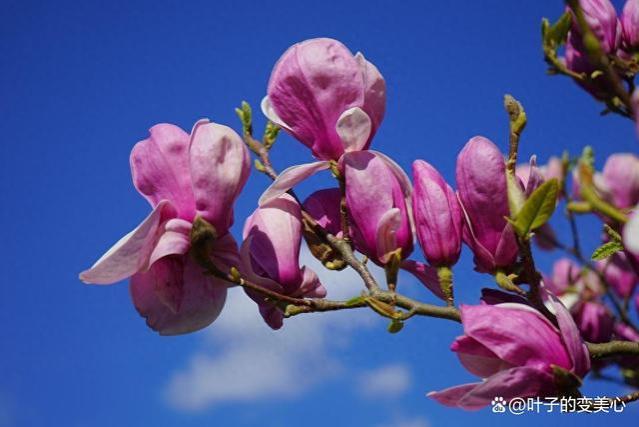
<box><xmin>81</xmin><ymin>20</ymin><xmax>639</xmax><ymax>410</ymax></box>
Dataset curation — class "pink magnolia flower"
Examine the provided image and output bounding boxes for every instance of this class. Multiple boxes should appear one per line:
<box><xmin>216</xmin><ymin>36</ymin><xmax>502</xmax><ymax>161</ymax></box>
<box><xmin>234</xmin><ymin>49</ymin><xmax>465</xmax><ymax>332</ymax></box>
<box><xmin>412</xmin><ymin>160</ymin><xmax>462</xmax><ymax>267</ymax></box>
<box><xmin>262</xmin><ymin>38</ymin><xmax>386</xmax><ymax>161</ymax></box>
<box><xmin>344</xmin><ymin>151</ymin><xmax>413</xmax><ymax>265</ymax></box>
<box><xmin>456</xmin><ymin>136</ymin><xmax>518</xmax><ymax>273</ymax></box>
<box><xmin>258</xmin><ymin>39</ymin><xmax>387</xmax><ymax>205</ymax></box>
<box><xmin>241</xmin><ymin>194</ymin><xmax>326</xmax><ymax>329</ymax></box>
<box><xmin>428</xmin><ymin>301</ymin><xmax>590</xmax><ymax>410</ymax></box>
<box><xmin>544</xmin><ymin>258</ymin><xmax>615</xmax><ymax>344</ymax></box>
<box><xmin>79</xmin><ymin>120</ymin><xmax>250</xmax><ymax>335</ymax></box>
<box><xmin>622</xmin><ymin>0</ymin><xmax>639</xmax><ymax>50</ymax></box>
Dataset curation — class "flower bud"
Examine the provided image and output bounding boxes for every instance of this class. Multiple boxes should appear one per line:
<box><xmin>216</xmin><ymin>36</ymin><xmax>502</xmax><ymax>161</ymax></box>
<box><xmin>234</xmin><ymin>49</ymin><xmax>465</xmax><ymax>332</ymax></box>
<box><xmin>622</xmin><ymin>0</ymin><xmax>639</xmax><ymax>50</ymax></box>
<box><xmin>344</xmin><ymin>151</ymin><xmax>413</xmax><ymax>265</ymax></box>
<box><xmin>412</xmin><ymin>160</ymin><xmax>462</xmax><ymax>267</ymax></box>
<box><xmin>241</xmin><ymin>194</ymin><xmax>326</xmax><ymax>329</ymax></box>
<box><xmin>455</xmin><ymin>137</ymin><xmax>517</xmax><ymax>273</ymax></box>
<box><xmin>263</xmin><ymin>38</ymin><xmax>385</xmax><ymax>160</ymax></box>
<box><xmin>570</xmin><ymin>0</ymin><xmax>620</xmax><ymax>53</ymax></box>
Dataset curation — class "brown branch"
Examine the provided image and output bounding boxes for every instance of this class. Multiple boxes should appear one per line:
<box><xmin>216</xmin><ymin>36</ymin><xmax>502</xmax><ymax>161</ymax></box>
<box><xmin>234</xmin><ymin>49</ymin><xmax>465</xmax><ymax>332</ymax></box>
<box><xmin>587</xmin><ymin>340</ymin><xmax>639</xmax><ymax>359</ymax></box>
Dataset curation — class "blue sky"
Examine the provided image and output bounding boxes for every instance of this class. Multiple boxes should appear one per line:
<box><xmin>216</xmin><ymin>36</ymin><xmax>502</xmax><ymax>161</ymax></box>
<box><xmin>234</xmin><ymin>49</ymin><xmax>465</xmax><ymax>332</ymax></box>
<box><xmin>1</xmin><ymin>0</ymin><xmax>638</xmax><ymax>426</ymax></box>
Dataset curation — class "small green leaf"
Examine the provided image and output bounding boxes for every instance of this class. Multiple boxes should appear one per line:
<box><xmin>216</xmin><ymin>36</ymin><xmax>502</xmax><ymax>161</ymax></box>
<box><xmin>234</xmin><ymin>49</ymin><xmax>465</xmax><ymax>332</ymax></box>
<box><xmin>512</xmin><ymin>179</ymin><xmax>559</xmax><ymax>237</ymax></box>
<box><xmin>544</xmin><ymin>12</ymin><xmax>571</xmax><ymax>47</ymax></box>
<box><xmin>603</xmin><ymin>224</ymin><xmax>622</xmax><ymax>243</ymax></box>
<box><xmin>387</xmin><ymin>319</ymin><xmax>404</xmax><ymax>334</ymax></box>
<box><xmin>591</xmin><ymin>240</ymin><xmax>624</xmax><ymax>261</ymax></box>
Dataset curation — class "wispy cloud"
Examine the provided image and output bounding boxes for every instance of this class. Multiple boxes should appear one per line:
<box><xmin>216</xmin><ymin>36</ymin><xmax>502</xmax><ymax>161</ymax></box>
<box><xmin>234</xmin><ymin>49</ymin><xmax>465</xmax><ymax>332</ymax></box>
<box><xmin>357</xmin><ymin>364</ymin><xmax>412</xmax><ymax>399</ymax></box>
<box><xmin>164</xmin><ymin>248</ymin><xmax>383</xmax><ymax>411</ymax></box>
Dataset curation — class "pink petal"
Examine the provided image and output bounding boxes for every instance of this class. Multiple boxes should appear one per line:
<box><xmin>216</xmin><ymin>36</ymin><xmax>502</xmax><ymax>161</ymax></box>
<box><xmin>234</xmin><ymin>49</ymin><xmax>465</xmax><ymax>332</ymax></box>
<box><xmin>130</xmin><ymin>255</ymin><xmax>227</xmax><ymax>335</ymax></box>
<box><xmin>258</xmin><ymin>161</ymin><xmax>330</xmax><ymax>206</ymax></box>
<box><xmin>452</xmin><ymin>335</ymin><xmax>514</xmax><ymax>378</ymax></box>
<box><xmin>624</xmin><ymin>209</ymin><xmax>639</xmax><ymax>255</ymax></box>
<box><xmin>189</xmin><ymin>119</ymin><xmax>251</xmax><ymax>234</ymax></box>
<box><xmin>296</xmin><ymin>266</ymin><xmax>327</xmax><ymax>298</ymax></box>
<box><xmin>400</xmin><ymin>259</ymin><xmax>445</xmax><ymax>300</ymax></box>
<box><xmin>429</xmin><ymin>366</ymin><xmax>554</xmax><ymax>410</ymax></box>
<box><xmin>148</xmin><ymin>218</ymin><xmax>192</xmax><ymax>266</ymax></box>
<box><xmin>79</xmin><ymin>201</ymin><xmax>176</xmax><ymax>285</ymax></box>
<box><xmin>376</xmin><ymin>208</ymin><xmax>401</xmax><ymax>263</ymax></box>
<box><xmin>336</xmin><ymin>107</ymin><xmax>372</xmax><ymax>152</ymax></box>
<box><xmin>130</xmin><ymin>124</ymin><xmax>195</xmax><ymax>220</ymax></box>
<box><xmin>548</xmin><ymin>294</ymin><xmax>591</xmax><ymax>377</ymax></box>
<box><xmin>260</xmin><ymin>96</ymin><xmax>291</xmax><ymax>130</ymax></box>
<box><xmin>354</xmin><ymin>52</ymin><xmax>386</xmax><ymax>138</ymax></box>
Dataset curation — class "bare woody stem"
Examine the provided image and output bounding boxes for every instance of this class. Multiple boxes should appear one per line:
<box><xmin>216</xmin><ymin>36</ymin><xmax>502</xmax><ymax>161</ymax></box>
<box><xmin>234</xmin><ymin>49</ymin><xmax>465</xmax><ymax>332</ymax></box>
<box><xmin>587</xmin><ymin>341</ymin><xmax>639</xmax><ymax>359</ymax></box>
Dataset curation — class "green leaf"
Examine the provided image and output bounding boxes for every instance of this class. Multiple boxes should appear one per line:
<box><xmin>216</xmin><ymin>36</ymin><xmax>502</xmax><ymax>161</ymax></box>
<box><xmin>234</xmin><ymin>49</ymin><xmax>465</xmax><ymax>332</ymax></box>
<box><xmin>591</xmin><ymin>240</ymin><xmax>624</xmax><ymax>261</ymax></box>
<box><xmin>544</xmin><ymin>12</ymin><xmax>571</xmax><ymax>47</ymax></box>
<box><xmin>512</xmin><ymin>178</ymin><xmax>559</xmax><ymax>237</ymax></box>
<box><xmin>387</xmin><ymin>319</ymin><xmax>404</xmax><ymax>334</ymax></box>
<box><xmin>603</xmin><ymin>224</ymin><xmax>622</xmax><ymax>243</ymax></box>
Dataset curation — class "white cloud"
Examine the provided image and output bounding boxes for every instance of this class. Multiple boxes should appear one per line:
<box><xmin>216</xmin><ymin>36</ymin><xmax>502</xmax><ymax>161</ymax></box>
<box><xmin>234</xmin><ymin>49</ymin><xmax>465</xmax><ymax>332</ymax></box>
<box><xmin>164</xmin><ymin>248</ymin><xmax>383</xmax><ymax>411</ymax></box>
<box><xmin>357</xmin><ymin>364</ymin><xmax>412</xmax><ymax>399</ymax></box>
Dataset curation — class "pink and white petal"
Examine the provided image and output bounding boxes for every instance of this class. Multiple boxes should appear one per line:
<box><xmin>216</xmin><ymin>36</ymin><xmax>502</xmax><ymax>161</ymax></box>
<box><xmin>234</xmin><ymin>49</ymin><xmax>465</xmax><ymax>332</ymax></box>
<box><xmin>296</xmin><ymin>266</ymin><xmax>327</xmax><ymax>298</ymax></box>
<box><xmin>376</xmin><ymin>208</ymin><xmax>401</xmax><ymax>263</ymax></box>
<box><xmin>400</xmin><ymin>259</ymin><xmax>445</xmax><ymax>300</ymax></box>
<box><xmin>258</xmin><ymin>161</ymin><xmax>330</xmax><ymax>206</ymax></box>
<box><xmin>452</xmin><ymin>335</ymin><xmax>513</xmax><ymax>378</ymax></box>
<box><xmin>79</xmin><ymin>200</ymin><xmax>176</xmax><ymax>285</ymax></box>
<box><xmin>148</xmin><ymin>218</ymin><xmax>192</xmax><ymax>267</ymax></box>
<box><xmin>189</xmin><ymin>119</ymin><xmax>251</xmax><ymax>233</ymax></box>
<box><xmin>130</xmin><ymin>255</ymin><xmax>227</xmax><ymax>336</ymax></box>
<box><xmin>623</xmin><ymin>210</ymin><xmax>639</xmax><ymax>255</ymax></box>
<box><xmin>427</xmin><ymin>383</ymin><xmax>483</xmax><ymax>410</ymax></box>
<box><xmin>547</xmin><ymin>294</ymin><xmax>591</xmax><ymax>377</ymax></box>
<box><xmin>354</xmin><ymin>52</ymin><xmax>386</xmax><ymax>133</ymax></box>
<box><xmin>130</xmin><ymin>124</ymin><xmax>195</xmax><ymax>219</ymax></box>
<box><xmin>458</xmin><ymin>366</ymin><xmax>554</xmax><ymax>409</ymax></box>
<box><xmin>336</xmin><ymin>107</ymin><xmax>372</xmax><ymax>153</ymax></box>
<box><xmin>260</xmin><ymin>96</ymin><xmax>291</xmax><ymax>131</ymax></box>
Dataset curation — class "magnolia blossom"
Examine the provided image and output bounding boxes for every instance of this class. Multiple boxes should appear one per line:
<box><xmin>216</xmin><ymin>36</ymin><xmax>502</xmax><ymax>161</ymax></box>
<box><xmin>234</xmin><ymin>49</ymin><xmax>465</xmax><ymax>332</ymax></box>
<box><xmin>80</xmin><ymin>120</ymin><xmax>250</xmax><ymax>335</ymax></box>
<box><xmin>545</xmin><ymin>258</ymin><xmax>615</xmax><ymax>344</ymax></box>
<box><xmin>412</xmin><ymin>160</ymin><xmax>462</xmax><ymax>267</ymax></box>
<box><xmin>262</xmin><ymin>37</ymin><xmax>386</xmax><ymax>161</ymax></box>
<box><xmin>456</xmin><ymin>136</ymin><xmax>518</xmax><ymax>273</ymax></box>
<box><xmin>241</xmin><ymin>194</ymin><xmax>326</xmax><ymax>329</ymax></box>
<box><xmin>344</xmin><ymin>151</ymin><xmax>413</xmax><ymax>264</ymax></box>
<box><xmin>258</xmin><ymin>38</ymin><xmax>388</xmax><ymax>206</ymax></box>
<box><xmin>622</xmin><ymin>0</ymin><xmax>639</xmax><ymax>50</ymax></box>
<box><xmin>428</xmin><ymin>300</ymin><xmax>590</xmax><ymax>410</ymax></box>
